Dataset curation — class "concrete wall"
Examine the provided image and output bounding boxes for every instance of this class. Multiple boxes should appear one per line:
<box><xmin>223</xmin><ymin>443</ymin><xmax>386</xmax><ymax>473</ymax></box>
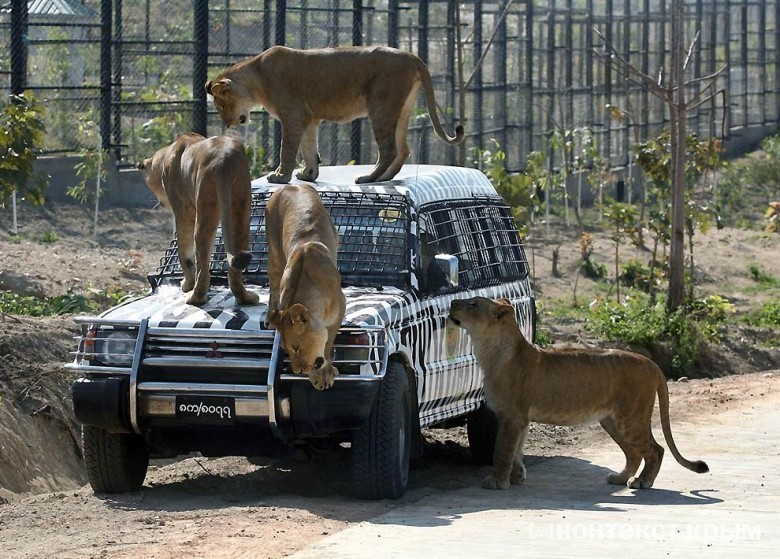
<box><xmin>33</xmin><ymin>156</ymin><xmax>157</xmax><ymax>208</ymax></box>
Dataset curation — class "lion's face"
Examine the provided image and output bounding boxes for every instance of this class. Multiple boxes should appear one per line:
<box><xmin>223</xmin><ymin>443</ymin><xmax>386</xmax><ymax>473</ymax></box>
<box><xmin>449</xmin><ymin>297</ymin><xmax>514</xmax><ymax>336</ymax></box>
<box><xmin>277</xmin><ymin>303</ymin><xmax>330</xmax><ymax>374</ymax></box>
<box><xmin>205</xmin><ymin>78</ymin><xmax>251</xmax><ymax>128</ymax></box>
<box><xmin>135</xmin><ymin>155</ymin><xmax>168</xmax><ymax>208</ymax></box>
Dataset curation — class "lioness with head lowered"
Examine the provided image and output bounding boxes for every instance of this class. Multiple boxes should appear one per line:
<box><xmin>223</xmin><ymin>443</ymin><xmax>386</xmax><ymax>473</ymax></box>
<box><xmin>136</xmin><ymin>133</ymin><xmax>259</xmax><ymax>307</ymax></box>
<box><xmin>205</xmin><ymin>45</ymin><xmax>465</xmax><ymax>185</ymax></box>
<box><xmin>449</xmin><ymin>296</ymin><xmax>709</xmax><ymax>491</ymax></box>
<box><xmin>265</xmin><ymin>183</ymin><xmax>346</xmax><ymax>391</ymax></box>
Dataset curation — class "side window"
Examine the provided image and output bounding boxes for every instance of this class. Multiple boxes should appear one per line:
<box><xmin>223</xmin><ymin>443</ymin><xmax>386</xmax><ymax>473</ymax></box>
<box><xmin>419</xmin><ymin>200</ymin><xmax>529</xmax><ymax>291</ymax></box>
<box><xmin>418</xmin><ymin>215</ymin><xmax>452</xmax><ymax>294</ymax></box>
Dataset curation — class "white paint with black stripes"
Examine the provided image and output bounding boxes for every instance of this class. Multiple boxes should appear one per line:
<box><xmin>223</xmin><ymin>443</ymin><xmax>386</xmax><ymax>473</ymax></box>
<box><xmin>68</xmin><ymin>164</ymin><xmax>535</xmax><ymax>468</ymax></box>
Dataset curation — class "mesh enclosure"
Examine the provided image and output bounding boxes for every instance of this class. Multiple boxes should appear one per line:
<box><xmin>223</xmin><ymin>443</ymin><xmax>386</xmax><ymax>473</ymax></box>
<box><xmin>152</xmin><ymin>189</ymin><xmax>410</xmax><ymax>289</ymax></box>
<box><xmin>2</xmin><ymin>1</ymin><xmax>779</xmax><ymax>172</ymax></box>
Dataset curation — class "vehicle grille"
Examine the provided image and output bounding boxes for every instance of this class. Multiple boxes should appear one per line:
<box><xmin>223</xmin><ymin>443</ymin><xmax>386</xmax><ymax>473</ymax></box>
<box><xmin>141</xmin><ymin>327</ymin><xmax>275</xmax><ymax>385</ymax></box>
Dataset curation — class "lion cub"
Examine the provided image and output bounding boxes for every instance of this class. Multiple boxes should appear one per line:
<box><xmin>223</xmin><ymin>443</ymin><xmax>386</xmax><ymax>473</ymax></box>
<box><xmin>264</xmin><ymin>183</ymin><xmax>346</xmax><ymax>391</ymax></box>
<box><xmin>136</xmin><ymin>133</ymin><xmax>259</xmax><ymax>307</ymax></box>
<box><xmin>449</xmin><ymin>296</ymin><xmax>709</xmax><ymax>491</ymax></box>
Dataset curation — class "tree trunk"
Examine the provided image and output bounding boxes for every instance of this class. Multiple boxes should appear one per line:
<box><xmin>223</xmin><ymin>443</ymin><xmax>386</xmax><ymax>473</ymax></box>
<box><xmin>667</xmin><ymin>0</ymin><xmax>687</xmax><ymax>313</ymax></box>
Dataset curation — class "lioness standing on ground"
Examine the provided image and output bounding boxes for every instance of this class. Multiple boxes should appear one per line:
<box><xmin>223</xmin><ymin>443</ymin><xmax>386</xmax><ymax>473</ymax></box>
<box><xmin>449</xmin><ymin>296</ymin><xmax>709</xmax><ymax>491</ymax></box>
<box><xmin>136</xmin><ymin>133</ymin><xmax>259</xmax><ymax>307</ymax></box>
<box><xmin>265</xmin><ymin>183</ymin><xmax>346</xmax><ymax>391</ymax></box>
<box><xmin>205</xmin><ymin>45</ymin><xmax>465</xmax><ymax>185</ymax></box>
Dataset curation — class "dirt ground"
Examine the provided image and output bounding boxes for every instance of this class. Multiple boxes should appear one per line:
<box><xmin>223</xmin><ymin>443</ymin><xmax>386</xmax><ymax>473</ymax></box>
<box><xmin>0</xmin><ymin>200</ymin><xmax>779</xmax><ymax>558</ymax></box>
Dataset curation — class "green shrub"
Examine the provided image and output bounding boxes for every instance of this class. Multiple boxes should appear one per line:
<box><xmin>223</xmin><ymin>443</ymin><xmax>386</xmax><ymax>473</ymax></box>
<box><xmin>36</xmin><ymin>229</ymin><xmax>58</xmax><ymax>244</ymax></box>
<box><xmin>581</xmin><ymin>258</ymin><xmax>608</xmax><ymax>279</ymax></box>
<box><xmin>747</xmin><ymin>263</ymin><xmax>778</xmax><ymax>286</ymax></box>
<box><xmin>743</xmin><ymin>302</ymin><xmax>780</xmax><ymax>328</ymax></box>
<box><xmin>1</xmin><ymin>290</ymin><xmax>97</xmax><ymax>316</ymax></box>
<box><xmin>586</xmin><ymin>294</ymin><xmax>731</xmax><ymax>377</ymax></box>
<box><xmin>620</xmin><ymin>259</ymin><xmax>664</xmax><ymax>293</ymax></box>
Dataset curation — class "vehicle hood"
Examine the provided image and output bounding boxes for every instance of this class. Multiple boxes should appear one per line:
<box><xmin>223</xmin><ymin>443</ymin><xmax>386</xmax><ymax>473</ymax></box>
<box><xmin>96</xmin><ymin>284</ymin><xmax>412</xmax><ymax>330</ymax></box>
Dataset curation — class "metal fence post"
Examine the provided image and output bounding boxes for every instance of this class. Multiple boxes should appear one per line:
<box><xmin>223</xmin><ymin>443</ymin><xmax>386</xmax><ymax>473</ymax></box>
<box><xmin>112</xmin><ymin>0</ymin><xmax>123</xmax><ymax>160</ymax></box>
<box><xmin>10</xmin><ymin>0</ymin><xmax>28</xmax><ymax>96</ymax></box>
<box><xmin>418</xmin><ymin>0</ymin><xmax>430</xmax><ymax>163</ymax></box>
<box><xmin>100</xmin><ymin>0</ymin><xmax>112</xmax><ymax>152</ymax></box>
<box><xmin>193</xmin><ymin>0</ymin><xmax>209</xmax><ymax>136</ymax></box>
<box><xmin>388</xmin><ymin>0</ymin><xmax>399</xmax><ymax>48</ymax></box>
<box><xmin>352</xmin><ymin>0</ymin><xmax>363</xmax><ymax>164</ymax></box>
<box><xmin>273</xmin><ymin>0</ymin><xmax>286</xmax><ymax>168</ymax></box>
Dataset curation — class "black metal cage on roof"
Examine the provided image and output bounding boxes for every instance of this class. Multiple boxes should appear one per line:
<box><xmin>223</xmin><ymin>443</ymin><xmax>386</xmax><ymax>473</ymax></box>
<box><xmin>152</xmin><ymin>190</ymin><xmax>411</xmax><ymax>290</ymax></box>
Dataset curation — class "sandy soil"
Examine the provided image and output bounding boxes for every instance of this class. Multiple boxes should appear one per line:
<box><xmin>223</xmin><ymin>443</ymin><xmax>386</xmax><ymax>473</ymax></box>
<box><xmin>0</xmin><ymin>200</ymin><xmax>778</xmax><ymax>558</ymax></box>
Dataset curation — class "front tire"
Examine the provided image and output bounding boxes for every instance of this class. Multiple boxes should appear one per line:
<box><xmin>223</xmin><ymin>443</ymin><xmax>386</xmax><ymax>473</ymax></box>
<box><xmin>352</xmin><ymin>361</ymin><xmax>412</xmax><ymax>499</ymax></box>
<box><xmin>467</xmin><ymin>403</ymin><xmax>498</xmax><ymax>465</ymax></box>
<box><xmin>82</xmin><ymin>425</ymin><xmax>149</xmax><ymax>493</ymax></box>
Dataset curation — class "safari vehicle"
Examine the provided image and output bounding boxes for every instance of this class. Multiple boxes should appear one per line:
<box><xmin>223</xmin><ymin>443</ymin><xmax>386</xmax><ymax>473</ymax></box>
<box><xmin>67</xmin><ymin>164</ymin><xmax>535</xmax><ymax>500</ymax></box>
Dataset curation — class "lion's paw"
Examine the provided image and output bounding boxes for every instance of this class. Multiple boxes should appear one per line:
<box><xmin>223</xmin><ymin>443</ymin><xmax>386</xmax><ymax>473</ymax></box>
<box><xmin>267</xmin><ymin>171</ymin><xmax>292</xmax><ymax>184</ymax></box>
<box><xmin>237</xmin><ymin>290</ymin><xmax>260</xmax><ymax>306</ymax></box>
<box><xmin>510</xmin><ymin>462</ymin><xmax>527</xmax><ymax>485</ymax></box>
<box><xmin>627</xmin><ymin>476</ymin><xmax>653</xmax><ymax>489</ymax></box>
<box><xmin>181</xmin><ymin>278</ymin><xmax>195</xmax><ymax>293</ymax></box>
<box><xmin>296</xmin><ymin>167</ymin><xmax>319</xmax><ymax>182</ymax></box>
<box><xmin>185</xmin><ymin>291</ymin><xmax>208</xmax><ymax>307</ymax></box>
<box><xmin>265</xmin><ymin>310</ymin><xmax>282</xmax><ymax>330</ymax></box>
<box><xmin>308</xmin><ymin>365</ymin><xmax>338</xmax><ymax>391</ymax></box>
<box><xmin>481</xmin><ymin>475</ymin><xmax>510</xmax><ymax>490</ymax></box>
<box><xmin>606</xmin><ymin>473</ymin><xmax>628</xmax><ymax>486</ymax></box>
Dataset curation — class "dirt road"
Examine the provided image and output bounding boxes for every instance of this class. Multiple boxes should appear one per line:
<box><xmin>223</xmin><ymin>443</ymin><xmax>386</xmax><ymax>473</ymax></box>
<box><xmin>1</xmin><ymin>371</ymin><xmax>778</xmax><ymax>558</ymax></box>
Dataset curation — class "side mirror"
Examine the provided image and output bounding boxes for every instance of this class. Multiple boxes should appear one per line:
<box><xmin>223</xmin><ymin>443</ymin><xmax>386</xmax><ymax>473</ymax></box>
<box><xmin>434</xmin><ymin>254</ymin><xmax>459</xmax><ymax>288</ymax></box>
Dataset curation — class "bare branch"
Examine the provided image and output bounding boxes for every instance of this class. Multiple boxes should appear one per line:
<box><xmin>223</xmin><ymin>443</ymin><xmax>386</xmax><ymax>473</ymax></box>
<box><xmin>683</xmin><ymin>63</ymin><xmax>729</xmax><ymax>89</ymax></box>
<box><xmin>593</xmin><ymin>48</ymin><xmax>670</xmax><ymax>102</ymax></box>
<box><xmin>687</xmin><ymin>87</ymin><xmax>725</xmax><ymax>112</ymax></box>
<box><xmin>593</xmin><ymin>27</ymin><xmax>668</xmax><ymax>95</ymax></box>
<box><xmin>465</xmin><ymin>0</ymin><xmax>515</xmax><ymax>90</ymax></box>
<box><xmin>683</xmin><ymin>30</ymin><xmax>700</xmax><ymax>72</ymax></box>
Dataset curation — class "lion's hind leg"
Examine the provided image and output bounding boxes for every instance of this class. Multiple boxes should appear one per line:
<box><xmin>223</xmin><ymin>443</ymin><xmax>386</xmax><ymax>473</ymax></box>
<box><xmin>632</xmin><ymin>433</ymin><xmax>664</xmax><ymax>489</ymax></box>
<box><xmin>375</xmin><ymin>85</ymin><xmax>418</xmax><ymax>182</ymax></box>
<box><xmin>186</xmin><ymin>197</ymin><xmax>220</xmax><ymax>306</ymax></box>
<box><xmin>228</xmin><ymin>267</ymin><xmax>259</xmax><ymax>305</ymax></box>
<box><xmin>600</xmin><ymin>416</ymin><xmax>643</xmax><ymax>487</ymax></box>
<box><xmin>296</xmin><ymin>121</ymin><xmax>321</xmax><ymax>182</ymax></box>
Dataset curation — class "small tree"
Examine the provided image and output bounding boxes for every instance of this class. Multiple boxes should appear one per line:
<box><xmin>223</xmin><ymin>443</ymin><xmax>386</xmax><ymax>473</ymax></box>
<box><xmin>474</xmin><ymin>140</ymin><xmax>540</xmax><ymax>237</ymax></box>
<box><xmin>596</xmin><ymin>0</ymin><xmax>728</xmax><ymax>312</ymax></box>
<box><xmin>0</xmin><ymin>93</ymin><xmax>48</xmax><ymax>208</ymax></box>
<box><xmin>602</xmin><ymin>199</ymin><xmax>640</xmax><ymax>302</ymax></box>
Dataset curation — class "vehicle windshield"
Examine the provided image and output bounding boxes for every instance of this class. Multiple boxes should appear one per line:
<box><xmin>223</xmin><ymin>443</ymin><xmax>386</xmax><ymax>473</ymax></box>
<box><xmin>152</xmin><ymin>190</ymin><xmax>411</xmax><ymax>289</ymax></box>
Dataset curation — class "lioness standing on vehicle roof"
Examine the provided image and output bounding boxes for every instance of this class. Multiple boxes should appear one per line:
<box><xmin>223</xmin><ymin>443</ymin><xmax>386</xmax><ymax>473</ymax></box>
<box><xmin>136</xmin><ymin>133</ymin><xmax>259</xmax><ymax>307</ymax></box>
<box><xmin>205</xmin><ymin>45</ymin><xmax>465</xmax><ymax>185</ymax></box>
<box><xmin>449</xmin><ymin>296</ymin><xmax>709</xmax><ymax>491</ymax></box>
<box><xmin>265</xmin><ymin>183</ymin><xmax>346</xmax><ymax>391</ymax></box>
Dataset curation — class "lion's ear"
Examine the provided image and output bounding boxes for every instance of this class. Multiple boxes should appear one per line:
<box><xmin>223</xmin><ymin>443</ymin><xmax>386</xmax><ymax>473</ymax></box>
<box><xmin>205</xmin><ymin>78</ymin><xmax>231</xmax><ymax>96</ymax></box>
<box><xmin>287</xmin><ymin>303</ymin><xmax>311</xmax><ymax>325</ymax></box>
<box><xmin>494</xmin><ymin>298</ymin><xmax>512</xmax><ymax>306</ymax></box>
<box><xmin>492</xmin><ymin>302</ymin><xmax>513</xmax><ymax>321</ymax></box>
<box><xmin>135</xmin><ymin>160</ymin><xmax>145</xmax><ymax>170</ymax></box>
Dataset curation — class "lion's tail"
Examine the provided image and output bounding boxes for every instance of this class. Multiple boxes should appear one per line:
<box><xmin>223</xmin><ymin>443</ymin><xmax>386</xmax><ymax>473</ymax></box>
<box><xmin>656</xmin><ymin>373</ymin><xmax>709</xmax><ymax>474</ymax></box>
<box><xmin>221</xmin><ymin>169</ymin><xmax>253</xmax><ymax>272</ymax></box>
<box><xmin>415</xmin><ymin>57</ymin><xmax>465</xmax><ymax>146</ymax></box>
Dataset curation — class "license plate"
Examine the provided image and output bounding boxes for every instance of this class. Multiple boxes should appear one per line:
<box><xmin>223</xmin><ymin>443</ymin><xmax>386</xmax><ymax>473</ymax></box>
<box><xmin>175</xmin><ymin>395</ymin><xmax>236</xmax><ymax>425</ymax></box>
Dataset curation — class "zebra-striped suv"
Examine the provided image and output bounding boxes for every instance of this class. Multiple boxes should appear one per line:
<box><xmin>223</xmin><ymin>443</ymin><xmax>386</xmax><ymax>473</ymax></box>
<box><xmin>67</xmin><ymin>164</ymin><xmax>535</xmax><ymax>499</ymax></box>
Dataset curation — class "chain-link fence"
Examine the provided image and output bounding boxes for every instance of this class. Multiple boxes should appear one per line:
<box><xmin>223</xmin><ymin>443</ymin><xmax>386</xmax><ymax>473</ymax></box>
<box><xmin>2</xmin><ymin>0</ymin><xmax>778</xmax><ymax>173</ymax></box>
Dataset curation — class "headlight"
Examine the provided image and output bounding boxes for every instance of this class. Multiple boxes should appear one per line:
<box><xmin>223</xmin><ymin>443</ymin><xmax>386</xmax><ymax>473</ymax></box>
<box><xmin>333</xmin><ymin>330</ymin><xmax>383</xmax><ymax>375</ymax></box>
<box><xmin>90</xmin><ymin>329</ymin><xmax>137</xmax><ymax>367</ymax></box>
